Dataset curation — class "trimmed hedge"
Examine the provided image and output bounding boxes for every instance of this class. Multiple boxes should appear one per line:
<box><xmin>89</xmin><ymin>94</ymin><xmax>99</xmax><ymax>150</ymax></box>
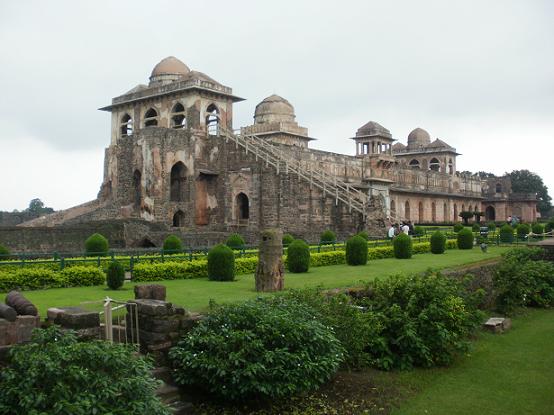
<box><xmin>0</xmin><ymin>244</ymin><xmax>10</xmax><ymax>257</ymax></box>
<box><xmin>430</xmin><ymin>231</ymin><xmax>446</xmax><ymax>254</ymax></box>
<box><xmin>413</xmin><ymin>226</ymin><xmax>425</xmax><ymax>237</ymax></box>
<box><xmin>453</xmin><ymin>223</ymin><xmax>464</xmax><ymax>233</ymax></box>
<box><xmin>225</xmin><ymin>233</ymin><xmax>245</xmax><ymax>249</ymax></box>
<box><xmin>163</xmin><ymin>235</ymin><xmax>183</xmax><ymax>252</ymax></box>
<box><xmin>282</xmin><ymin>233</ymin><xmax>294</xmax><ymax>246</ymax></box>
<box><xmin>84</xmin><ymin>233</ymin><xmax>109</xmax><ymax>257</ymax></box>
<box><xmin>287</xmin><ymin>239</ymin><xmax>310</xmax><ymax>273</ymax></box>
<box><xmin>346</xmin><ymin>236</ymin><xmax>368</xmax><ymax>265</ymax></box>
<box><xmin>487</xmin><ymin>222</ymin><xmax>496</xmax><ymax>232</ymax></box>
<box><xmin>472</xmin><ymin>223</ymin><xmax>480</xmax><ymax>232</ymax></box>
<box><xmin>499</xmin><ymin>224</ymin><xmax>514</xmax><ymax>243</ymax></box>
<box><xmin>106</xmin><ymin>261</ymin><xmax>125</xmax><ymax>290</ymax></box>
<box><xmin>0</xmin><ymin>266</ymin><xmax>105</xmax><ymax>292</ymax></box>
<box><xmin>356</xmin><ymin>231</ymin><xmax>369</xmax><ymax>241</ymax></box>
<box><xmin>320</xmin><ymin>230</ymin><xmax>337</xmax><ymax>245</ymax></box>
<box><xmin>532</xmin><ymin>223</ymin><xmax>544</xmax><ymax>235</ymax></box>
<box><xmin>516</xmin><ymin>223</ymin><xmax>530</xmax><ymax>239</ymax></box>
<box><xmin>207</xmin><ymin>244</ymin><xmax>235</xmax><ymax>281</ymax></box>
<box><xmin>457</xmin><ymin>228</ymin><xmax>474</xmax><ymax>250</ymax></box>
<box><xmin>393</xmin><ymin>234</ymin><xmax>412</xmax><ymax>259</ymax></box>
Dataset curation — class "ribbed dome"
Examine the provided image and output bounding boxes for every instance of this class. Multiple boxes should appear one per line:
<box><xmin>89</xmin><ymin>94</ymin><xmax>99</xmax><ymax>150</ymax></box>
<box><xmin>254</xmin><ymin>94</ymin><xmax>296</xmax><ymax>124</ymax></box>
<box><xmin>407</xmin><ymin>128</ymin><xmax>431</xmax><ymax>148</ymax></box>
<box><xmin>356</xmin><ymin>121</ymin><xmax>392</xmax><ymax>138</ymax></box>
<box><xmin>150</xmin><ymin>56</ymin><xmax>190</xmax><ymax>77</ymax></box>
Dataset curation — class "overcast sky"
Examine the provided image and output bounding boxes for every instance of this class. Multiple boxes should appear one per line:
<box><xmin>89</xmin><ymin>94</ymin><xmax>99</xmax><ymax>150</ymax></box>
<box><xmin>0</xmin><ymin>0</ymin><xmax>552</xmax><ymax>211</ymax></box>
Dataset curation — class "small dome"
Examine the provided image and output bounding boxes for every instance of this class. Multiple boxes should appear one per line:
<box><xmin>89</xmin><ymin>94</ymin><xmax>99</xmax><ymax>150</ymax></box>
<box><xmin>407</xmin><ymin>128</ymin><xmax>431</xmax><ymax>148</ymax></box>
<box><xmin>254</xmin><ymin>94</ymin><xmax>296</xmax><ymax>124</ymax></box>
<box><xmin>356</xmin><ymin>121</ymin><xmax>392</xmax><ymax>138</ymax></box>
<box><xmin>392</xmin><ymin>142</ymin><xmax>406</xmax><ymax>151</ymax></box>
<box><xmin>150</xmin><ymin>56</ymin><xmax>190</xmax><ymax>77</ymax></box>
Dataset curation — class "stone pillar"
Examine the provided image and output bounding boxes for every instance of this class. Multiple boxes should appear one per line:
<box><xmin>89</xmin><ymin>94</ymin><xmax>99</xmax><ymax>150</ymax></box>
<box><xmin>255</xmin><ymin>229</ymin><xmax>285</xmax><ymax>292</ymax></box>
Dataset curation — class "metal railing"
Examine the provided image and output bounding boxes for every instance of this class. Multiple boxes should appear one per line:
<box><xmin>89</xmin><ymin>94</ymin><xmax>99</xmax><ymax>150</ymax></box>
<box><xmin>101</xmin><ymin>297</ymin><xmax>139</xmax><ymax>345</ymax></box>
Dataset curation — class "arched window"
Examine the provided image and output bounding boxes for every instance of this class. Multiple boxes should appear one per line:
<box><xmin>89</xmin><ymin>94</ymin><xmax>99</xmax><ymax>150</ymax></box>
<box><xmin>120</xmin><ymin>113</ymin><xmax>133</xmax><ymax>136</ymax></box>
<box><xmin>418</xmin><ymin>201</ymin><xmax>424</xmax><ymax>223</ymax></box>
<box><xmin>132</xmin><ymin>170</ymin><xmax>141</xmax><ymax>208</ymax></box>
<box><xmin>236</xmin><ymin>192</ymin><xmax>249</xmax><ymax>221</ymax></box>
<box><xmin>443</xmin><ymin>203</ymin><xmax>448</xmax><ymax>222</ymax></box>
<box><xmin>431</xmin><ymin>202</ymin><xmax>436</xmax><ymax>222</ymax></box>
<box><xmin>172</xmin><ymin>210</ymin><xmax>185</xmax><ymax>227</ymax></box>
<box><xmin>144</xmin><ymin>108</ymin><xmax>158</xmax><ymax>127</ymax></box>
<box><xmin>171</xmin><ymin>103</ymin><xmax>186</xmax><ymax>129</ymax></box>
<box><xmin>405</xmin><ymin>201</ymin><xmax>411</xmax><ymax>220</ymax></box>
<box><xmin>390</xmin><ymin>199</ymin><xmax>396</xmax><ymax>218</ymax></box>
<box><xmin>462</xmin><ymin>204</ymin><xmax>465</xmax><ymax>213</ymax></box>
<box><xmin>485</xmin><ymin>206</ymin><xmax>496</xmax><ymax>221</ymax></box>
<box><xmin>448</xmin><ymin>159</ymin><xmax>454</xmax><ymax>174</ymax></box>
<box><xmin>429</xmin><ymin>158</ymin><xmax>440</xmax><ymax>171</ymax></box>
<box><xmin>206</xmin><ymin>104</ymin><xmax>219</xmax><ymax>135</ymax></box>
<box><xmin>454</xmin><ymin>203</ymin><xmax>458</xmax><ymax>221</ymax></box>
<box><xmin>409</xmin><ymin>159</ymin><xmax>420</xmax><ymax>169</ymax></box>
<box><xmin>495</xmin><ymin>183</ymin><xmax>502</xmax><ymax>193</ymax></box>
<box><xmin>138</xmin><ymin>238</ymin><xmax>156</xmax><ymax>248</ymax></box>
<box><xmin>170</xmin><ymin>162</ymin><xmax>187</xmax><ymax>202</ymax></box>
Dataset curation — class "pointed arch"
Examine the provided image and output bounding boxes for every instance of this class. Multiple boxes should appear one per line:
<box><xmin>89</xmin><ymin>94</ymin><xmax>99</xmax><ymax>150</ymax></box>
<box><xmin>120</xmin><ymin>113</ymin><xmax>133</xmax><ymax>136</ymax></box>
<box><xmin>431</xmin><ymin>202</ymin><xmax>436</xmax><ymax>222</ymax></box>
<box><xmin>144</xmin><ymin>108</ymin><xmax>158</xmax><ymax>127</ymax></box>
<box><xmin>206</xmin><ymin>103</ymin><xmax>219</xmax><ymax>135</ymax></box>
<box><xmin>485</xmin><ymin>205</ymin><xmax>496</xmax><ymax>221</ymax></box>
<box><xmin>390</xmin><ymin>199</ymin><xmax>396</xmax><ymax>218</ymax></box>
<box><xmin>418</xmin><ymin>201</ymin><xmax>424</xmax><ymax>223</ymax></box>
<box><xmin>172</xmin><ymin>210</ymin><xmax>185</xmax><ymax>227</ymax></box>
<box><xmin>454</xmin><ymin>203</ymin><xmax>458</xmax><ymax>221</ymax></box>
<box><xmin>443</xmin><ymin>202</ymin><xmax>448</xmax><ymax>222</ymax></box>
<box><xmin>409</xmin><ymin>159</ymin><xmax>420</xmax><ymax>169</ymax></box>
<box><xmin>170</xmin><ymin>162</ymin><xmax>187</xmax><ymax>202</ymax></box>
<box><xmin>171</xmin><ymin>102</ymin><xmax>186</xmax><ymax>129</ymax></box>
<box><xmin>236</xmin><ymin>192</ymin><xmax>249</xmax><ymax>222</ymax></box>
<box><xmin>429</xmin><ymin>158</ymin><xmax>440</xmax><ymax>171</ymax></box>
<box><xmin>404</xmin><ymin>201</ymin><xmax>411</xmax><ymax>221</ymax></box>
<box><xmin>132</xmin><ymin>170</ymin><xmax>142</xmax><ymax>208</ymax></box>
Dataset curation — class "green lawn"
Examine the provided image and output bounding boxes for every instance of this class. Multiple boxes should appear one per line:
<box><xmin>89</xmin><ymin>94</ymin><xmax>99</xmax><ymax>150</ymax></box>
<box><xmin>21</xmin><ymin>246</ymin><xmax>509</xmax><ymax>317</ymax></box>
<box><xmin>392</xmin><ymin>308</ymin><xmax>554</xmax><ymax>415</ymax></box>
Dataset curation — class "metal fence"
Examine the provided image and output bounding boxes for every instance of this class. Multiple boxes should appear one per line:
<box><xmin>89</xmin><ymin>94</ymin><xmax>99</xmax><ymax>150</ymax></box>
<box><xmin>101</xmin><ymin>297</ymin><xmax>139</xmax><ymax>345</ymax></box>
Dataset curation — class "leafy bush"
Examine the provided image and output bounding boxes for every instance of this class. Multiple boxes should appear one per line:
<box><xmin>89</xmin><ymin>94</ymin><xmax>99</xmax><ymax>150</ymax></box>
<box><xmin>282</xmin><ymin>233</ymin><xmax>294</xmax><ymax>246</ymax></box>
<box><xmin>356</xmin><ymin>230</ymin><xmax>369</xmax><ymax>240</ymax></box>
<box><xmin>106</xmin><ymin>261</ymin><xmax>125</xmax><ymax>290</ymax></box>
<box><xmin>516</xmin><ymin>223</ymin><xmax>530</xmax><ymax>239</ymax></box>
<box><xmin>393</xmin><ymin>233</ymin><xmax>412</xmax><ymax>259</ymax></box>
<box><xmin>502</xmin><ymin>246</ymin><xmax>544</xmax><ymax>263</ymax></box>
<box><xmin>430</xmin><ymin>231</ymin><xmax>446</xmax><ymax>254</ymax></box>
<box><xmin>545</xmin><ymin>220</ymin><xmax>554</xmax><ymax>233</ymax></box>
<box><xmin>459</xmin><ymin>211</ymin><xmax>474</xmax><ymax>225</ymax></box>
<box><xmin>487</xmin><ymin>222</ymin><xmax>496</xmax><ymax>232</ymax></box>
<box><xmin>453</xmin><ymin>223</ymin><xmax>464</xmax><ymax>233</ymax></box>
<box><xmin>499</xmin><ymin>224</ymin><xmax>514</xmax><ymax>243</ymax></box>
<box><xmin>532</xmin><ymin>223</ymin><xmax>544</xmax><ymax>235</ymax></box>
<box><xmin>457</xmin><ymin>228</ymin><xmax>474</xmax><ymax>250</ymax></box>
<box><xmin>61</xmin><ymin>266</ymin><xmax>106</xmax><ymax>286</ymax></box>
<box><xmin>0</xmin><ymin>326</ymin><xmax>169</xmax><ymax>415</ymax></box>
<box><xmin>163</xmin><ymin>235</ymin><xmax>182</xmax><ymax>253</ymax></box>
<box><xmin>0</xmin><ymin>268</ymin><xmax>65</xmax><ymax>292</ymax></box>
<box><xmin>287</xmin><ymin>239</ymin><xmax>310</xmax><ymax>273</ymax></box>
<box><xmin>472</xmin><ymin>223</ymin><xmax>480</xmax><ymax>232</ymax></box>
<box><xmin>320</xmin><ymin>230</ymin><xmax>337</xmax><ymax>245</ymax></box>
<box><xmin>169</xmin><ymin>297</ymin><xmax>343</xmax><ymax>401</ymax></box>
<box><xmin>413</xmin><ymin>226</ymin><xmax>425</xmax><ymax>237</ymax></box>
<box><xmin>345</xmin><ymin>235</ymin><xmax>368</xmax><ymax>265</ymax></box>
<box><xmin>225</xmin><ymin>233</ymin><xmax>245</xmax><ymax>249</ymax></box>
<box><xmin>0</xmin><ymin>244</ymin><xmax>9</xmax><ymax>257</ymax></box>
<box><xmin>207</xmin><ymin>244</ymin><xmax>235</xmax><ymax>281</ymax></box>
<box><xmin>84</xmin><ymin>233</ymin><xmax>109</xmax><ymax>257</ymax></box>
<box><xmin>360</xmin><ymin>272</ymin><xmax>484</xmax><ymax>369</ymax></box>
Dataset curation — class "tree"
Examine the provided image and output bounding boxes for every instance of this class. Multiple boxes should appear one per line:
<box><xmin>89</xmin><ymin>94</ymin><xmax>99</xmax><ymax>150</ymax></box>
<box><xmin>26</xmin><ymin>198</ymin><xmax>54</xmax><ymax>215</ymax></box>
<box><xmin>507</xmin><ymin>170</ymin><xmax>552</xmax><ymax>217</ymax></box>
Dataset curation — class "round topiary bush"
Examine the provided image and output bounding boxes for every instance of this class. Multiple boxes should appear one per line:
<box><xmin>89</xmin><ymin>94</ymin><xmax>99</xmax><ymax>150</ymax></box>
<box><xmin>282</xmin><ymin>233</ymin><xmax>294</xmax><ymax>246</ymax></box>
<box><xmin>346</xmin><ymin>235</ymin><xmax>368</xmax><ymax>265</ymax></box>
<box><xmin>225</xmin><ymin>233</ymin><xmax>245</xmax><ymax>249</ymax></box>
<box><xmin>207</xmin><ymin>244</ymin><xmax>235</xmax><ymax>281</ymax></box>
<box><xmin>163</xmin><ymin>234</ymin><xmax>182</xmax><ymax>253</ymax></box>
<box><xmin>430</xmin><ymin>231</ymin><xmax>447</xmax><ymax>254</ymax></box>
<box><xmin>472</xmin><ymin>223</ymin><xmax>480</xmax><ymax>232</ymax></box>
<box><xmin>393</xmin><ymin>233</ymin><xmax>413</xmax><ymax>259</ymax></box>
<box><xmin>499</xmin><ymin>224</ymin><xmax>514</xmax><ymax>243</ymax></box>
<box><xmin>0</xmin><ymin>244</ymin><xmax>10</xmax><ymax>257</ymax></box>
<box><xmin>169</xmin><ymin>297</ymin><xmax>344</xmax><ymax>401</ymax></box>
<box><xmin>320</xmin><ymin>230</ymin><xmax>336</xmax><ymax>245</ymax></box>
<box><xmin>532</xmin><ymin>223</ymin><xmax>544</xmax><ymax>235</ymax></box>
<box><xmin>516</xmin><ymin>223</ymin><xmax>530</xmax><ymax>239</ymax></box>
<box><xmin>287</xmin><ymin>239</ymin><xmax>310</xmax><ymax>273</ymax></box>
<box><xmin>356</xmin><ymin>230</ymin><xmax>369</xmax><ymax>240</ymax></box>
<box><xmin>453</xmin><ymin>223</ymin><xmax>464</xmax><ymax>233</ymax></box>
<box><xmin>0</xmin><ymin>327</ymin><xmax>168</xmax><ymax>414</ymax></box>
<box><xmin>487</xmin><ymin>222</ymin><xmax>496</xmax><ymax>232</ymax></box>
<box><xmin>457</xmin><ymin>228</ymin><xmax>474</xmax><ymax>249</ymax></box>
<box><xmin>545</xmin><ymin>220</ymin><xmax>554</xmax><ymax>233</ymax></box>
<box><xmin>413</xmin><ymin>226</ymin><xmax>425</xmax><ymax>237</ymax></box>
<box><xmin>84</xmin><ymin>233</ymin><xmax>109</xmax><ymax>257</ymax></box>
<box><xmin>106</xmin><ymin>261</ymin><xmax>125</xmax><ymax>290</ymax></box>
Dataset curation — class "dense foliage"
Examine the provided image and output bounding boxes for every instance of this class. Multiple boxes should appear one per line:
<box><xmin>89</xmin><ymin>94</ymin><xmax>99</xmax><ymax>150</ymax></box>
<box><xmin>0</xmin><ymin>326</ymin><xmax>169</xmax><ymax>415</ymax></box>
<box><xmin>459</xmin><ymin>211</ymin><xmax>473</xmax><ymax>225</ymax></box>
<box><xmin>413</xmin><ymin>226</ymin><xmax>425</xmax><ymax>237</ymax></box>
<box><xmin>282</xmin><ymin>233</ymin><xmax>294</xmax><ymax>246</ymax></box>
<box><xmin>106</xmin><ymin>261</ymin><xmax>125</xmax><ymax>290</ymax></box>
<box><xmin>516</xmin><ymin>223</ymin><xmax>530</xmax><ymax>239</ymax></box>
<box><xmin>508</xmin><ymin>169</ymin><xmax>552</xmax><ymax>216</ymax></box>
<box><xmin>457</xmin><ymin>228</ymin><xmax>474</xmax><ymax>250</ymax></box>
<box><xmin>453</xmin><ymin>223</ymin><xmax>464</xmax><ymax>233</ymax></box>
<box><xmin>0</xmin><ymin>266</ymin><xmax>105</xmax><ymax>292</ymax></box>
<box><xmin>84</xmin><ymin>233</ymin><xmax>109</xmax><ymax>257</ymax></box>
<box><xmin>320</xmin><ymin>230</ymin><xmax>337</xmax><ymax>244</ymax></box>
<box><xmin>162</xmin><ymin>234</ymin><xmax>183</xmax><ymax>252</ymax></box>
<box><xmin>169</xmin><ymin>297</ymin><xmax>344</xmax><ymax>401</ymax></box>
<box><xmin>287</xmin><ymin>239</ymin><xmax>310</xmax><ymax>273</ymax></box>
<box><xmin>531</xmin><ymin>223</ymin><xmax>544</xmax><ymax>235</ymax></box>
<box><xmin>345</xmin><ymin>235</ymin><xmax>368</xmax><ymax>265</ymax></box>
<box><xmin>499</xmin><ymin>224</ymin><xmax>514</xmax><ymax>243</ymax></box>
<box><xmin>472</xmin><ymin>223</ymin><xmax>480</xmax><ymax>232</ymax></box>
<box><xmin>487</xmin><ymin>222</ymin><xmax>496</xmax><ymax>232</ymax></box>
<box><xmin>225</xmin><ymin>233</ymin><xmax>245</xmax><ymax>249</ymax></box>
<box><xmin>393</xmin><ymin>233</ymin><xmax>412</xmax><ymax>259</ymax></box>
<box><xmin>545</xmin><ymin>219</ymin><xmax>554</xmax><ymax>233</ymax></box>
<box><xmin>0</xmin><ymin>244</ymin><xmax>9</xmax><ymax>257</ymax></box>
<box><xmin>430</xmin><ymin>231</ymin><xmax>446</xmax><ymax>254</ymax></box>
<box><xmin>207</xmin><ymin>244</ymin><xmax>235</xmax><ymax>281</ymax></box>
<box><xmin>356</xmin><ymin>230</ymin><xmax>369</xmax><ymax>240</ymax></box>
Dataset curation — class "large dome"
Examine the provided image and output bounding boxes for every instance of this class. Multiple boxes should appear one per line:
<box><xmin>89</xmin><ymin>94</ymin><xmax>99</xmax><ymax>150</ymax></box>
<box><xmin>254</xmin><ymin>94</ymin><xmax>296</xmax><ymax>124</ymax></box>
<box><xmin>407</xmin><ymin>127</ymin><xmax>431</xmax><ymax>148</ymax></box>
<box><xmin>149</xmin><ymin>56</ymin><xmax>191</xmax><ymax>86</ymax></box>
<box><xmin>355</xmin><ymin>121</ymin><xmax>392</xmax><ymax>138</ymax></box>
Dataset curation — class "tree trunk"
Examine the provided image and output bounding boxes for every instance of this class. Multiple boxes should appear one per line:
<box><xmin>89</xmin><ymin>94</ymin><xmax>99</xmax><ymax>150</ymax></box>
<box><xmin>255</xmin><ymin>229</ymin><xmax>285</xmax><ymax>292</ymax></box>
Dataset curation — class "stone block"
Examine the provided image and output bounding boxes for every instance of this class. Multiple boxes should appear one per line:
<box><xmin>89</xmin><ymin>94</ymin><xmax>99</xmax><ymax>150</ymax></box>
<box><xmin>180</xmin><ymin>313</ymin><xmax>204</xmax><ymax>331</ymax></box>
<box><xmin>0</xmin><ymin>318</ymin><xmax>17</xmax><ymax>346</ymax></box>
<box><xmin>129</xmin><ymin>299</ymin><xmax>172</xmax><ymax>316</ymax></box>
<box><xmin>52</xmin><ymin>307</ymin><xmax>100</xmax><ymax>329</ymax></box>
<box><xmin>134</xmin><ymin>284</ymin><xmax>166</xmax><ymax>301</ymax></box>
<box><xmin>483</xmin><ymin>317</ymin><xmax>511</xmax><ymax>334</ymax></box>
<box><xmin>138</xmin><ymin>329</ymin><xmax>170</xmax><ymax>344</ymax></box>
<box><xmin>15</xmin><ymin>315</ymin><xmax>40</xmax><ymax>343</ymax></box>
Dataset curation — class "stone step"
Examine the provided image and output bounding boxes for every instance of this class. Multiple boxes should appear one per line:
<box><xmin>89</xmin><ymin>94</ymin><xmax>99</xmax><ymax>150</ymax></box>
<box><xmin>156</xmin><ymin>383</ymin><xmax>181</xmax><ymax>403</ymax></box>
<box><xmin>167</xmin><ymin>400</ymin><xmax>194</xmax><ymax>415</ymax></box>
<box><xmin>151</xmin><ymin>366</ymin><xmax>173</xmax><ymax>384</ymax></box>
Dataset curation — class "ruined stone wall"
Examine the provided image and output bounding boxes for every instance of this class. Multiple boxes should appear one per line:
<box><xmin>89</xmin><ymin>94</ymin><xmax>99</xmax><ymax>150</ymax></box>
<box><xmin>0</xmin><ymin>211</ymin><xmax>39</xmax><ymax>227</ymax></box>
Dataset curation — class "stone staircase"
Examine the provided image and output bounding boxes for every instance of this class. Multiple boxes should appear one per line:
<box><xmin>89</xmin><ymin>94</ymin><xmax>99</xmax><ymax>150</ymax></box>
<box><xmin>219</xmin><ymin>126</ymin><xmax>369</xmax><ymax>218</ymax></box>
<box><xmin>152</xmin><ymin>366</ymin><xmax>193</xmax><ymax>414</ymax></box>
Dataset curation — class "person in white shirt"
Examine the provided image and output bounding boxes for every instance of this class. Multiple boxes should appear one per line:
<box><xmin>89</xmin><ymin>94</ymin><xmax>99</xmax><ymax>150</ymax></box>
<box><xmin>402</xmin><ymin>223</ymin><xmax>410</xmax><ymax>235</ymax></box>
<box><xmin>388</xmin><ymin>224</ymin><xmax>395</xmax><ymax>239</ymax></box>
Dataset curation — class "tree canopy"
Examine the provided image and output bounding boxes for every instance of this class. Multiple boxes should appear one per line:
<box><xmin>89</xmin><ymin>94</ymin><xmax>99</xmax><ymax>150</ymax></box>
<box><xmin>26</xmin><ymin>198</ymin><xmax>54</xmax><ymax>215</ymax></box>
<box><xmin>507</xmin><ymin>170</ymin><xmax>552</xmax><ymax>216</ymax></box>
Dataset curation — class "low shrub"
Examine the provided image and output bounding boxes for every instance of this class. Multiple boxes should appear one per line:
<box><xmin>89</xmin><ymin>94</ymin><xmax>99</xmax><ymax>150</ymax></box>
<box><xmin>356</xmin><ymin>230</ymin><xmax>369</xmax><ymax>240</ymax></box>
<box><xmin>499</xmin><ymin>224</ymin><xmax>514</xmax><ymax>243</ymax></box>
<box><xmin>320</xmin><ymin>230</ymin><xmax>337</xmax><ymax>245</ymax></box>
<box><xmin>471</xmin><ymin>223</ymin><xmax>480</xmax><ymax>232</ymax></box>
<box><xmin>163</xmin><ymin>235</ymin><xmax>182</xmax><ymax>253</ymax></box>
<box><xmin>61</xmin><ymin>266</ymin><xmax>106</xmax><ymax>286</ymax></box>
<box><xmin>84</xmin><ymin>233</ymin><xmax>109</xmax><ymax>257</ymax></box>
<box><xmin>282</xmin><ymin>233</ymin><xmax>294</xmax><ymax>246</ymax></box>
<box><xmin>545</xmin><ymin>220</ymin><xmax>554</xmax><ymax>233</ymax></box>
<box><xmin>287</xmin><ymin>239</ymin><xmax>310</xmax><ymax>273</ymax></box>
<box><xmin>453</xmin><ymin>223</ymin><xmax>464</xmax><ymax>233</ymax></box>
<box><xmin>0</xmin><ymin>244</ymin><xmax>10</xmax><ymax>257</ymax></box>
<box><xmin>532</xmin><ymin>223</ymin><xmax>544</xmax><ymax>235</ymax></box>
<box><xmin>457</xmin><ymin>228</ymin><xmax>474</xmax><ymax>250</ymax></box>
<box><xmin>309</xmin><ymin>250</ymin><xmax>345</xmax><ymax>267</ymax></box>
<box><xmin>413</xmin><ymin>226</ymin><xmax>425</xmax><ymax>237</ymax></box>
<box><xmin>0</xmin><ymin>268</ymin><xmax>65</xmax><ymax>292</ymax></box>
<box><xmin>516</xmin><ymin>223</ymin><xmax>530</xmax><ymax>239</ymax></box>
<box><xmin>0</xmin><ymin>326</ymin><xmax>169</xmax><ymax>415</ymax></box>
<box><xmin>487</xmin><ymin>222</ymin><xmax>496</xmax><ymax>232</ymax></box>
<box><xmin>430</xmin><ymin>231</ymin><xmax>446</xmax><ymax>254</ymax></box>
<box><xmin>393</xmin><ymin>233</ymin><xmax>412</xmax><ymax>259</ymax></box>
<box><xmin>106</xmin><ymin>261</ymin><xmax>125</xmax><ymax>290</ymax></box>
<box><xmin>225</xmin><ymin>233</ymin><xmax>245</xmax><ymax>249</ymax></box>
<box><xmin>345</xmin><ymin>235</ymin><xmax>368</xmax><ymax>265</ymax></box>
<box><xmin>207</xmin><ymin>244</ymin><xmax>235</xmax><ymax>281</ymax></box>
<box><xmin>169</xmin><ymin>297</ymin><xmax>344</xmax><ymax>401</ymax></box>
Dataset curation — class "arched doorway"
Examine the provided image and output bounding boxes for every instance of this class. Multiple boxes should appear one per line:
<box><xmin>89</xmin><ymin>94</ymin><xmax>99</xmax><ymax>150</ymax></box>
<box><xmin>132</xmin><ymin>170</ymin><xmax>142</xmax><ymax>208</ymax></box>
<box><xmin>172</xmin><ymin>210</ymin><xmax>185</xmax><ymax>227</ymax></box>
<box><xmin>431</xmin><ymin>202</ymin><xmax>436</xmax><ymax>222</ymax></box>
<box><xmin>454</xmin><ymin>204</ymin><xmax>458</xmax><ymax>222</ymax></box>
<box><xmin>485</xmin><ymin>206</ymin><xmax>496</xmax><ymax>221</ymax></box>
<box><xmin>236</xmin><ymin>193</ymin><xmax>249</xmax><ymax>222</ymax></box>
<box><xmin>404</xmin><ymin>201</ymin><xmax>410</xmax><ymax>221</ymax></box>
<box><xmin>170</xmin><ymin>162</ymin><xmax>187</xmax><ymax>202</ymax></box>
<box><xmin>206</xmin><ymin>104</ymin><xmax>219</xmax><ymax>135</ymax></box>
<box><xmin>443</xmin><ymin>203</ymin><xmax>448</xmax><ymax>222</ymax></box>
<box><xmin>418</xmin><ymin>201</ymin><xmax>424</xmax><ymax>223</ymax></box>
<box><xmin>390</xmin><ymin>199</ymin><xmax>396</xmax><ymax>218</ymax></box>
